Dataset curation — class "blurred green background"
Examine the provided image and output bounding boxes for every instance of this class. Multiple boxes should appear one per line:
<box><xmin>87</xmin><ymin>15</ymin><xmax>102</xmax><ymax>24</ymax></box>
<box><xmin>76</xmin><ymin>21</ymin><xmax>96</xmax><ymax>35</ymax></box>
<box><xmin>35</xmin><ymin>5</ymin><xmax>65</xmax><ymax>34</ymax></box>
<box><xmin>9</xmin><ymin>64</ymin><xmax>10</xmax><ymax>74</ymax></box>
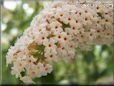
<box><xmin>1</xmin><ymin>0</ymin><xmax>114</xmax><ymax>85</ymax></box>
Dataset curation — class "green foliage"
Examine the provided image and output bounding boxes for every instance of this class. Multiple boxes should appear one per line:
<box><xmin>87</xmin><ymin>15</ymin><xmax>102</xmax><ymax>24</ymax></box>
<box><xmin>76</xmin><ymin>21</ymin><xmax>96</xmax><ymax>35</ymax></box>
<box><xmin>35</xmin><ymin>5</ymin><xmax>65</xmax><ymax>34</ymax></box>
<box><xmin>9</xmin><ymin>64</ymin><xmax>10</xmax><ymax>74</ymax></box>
<box><xmin>1</xmin><ymin>0</ymin><xmax>114</xmax><ymax>85</ymax></box>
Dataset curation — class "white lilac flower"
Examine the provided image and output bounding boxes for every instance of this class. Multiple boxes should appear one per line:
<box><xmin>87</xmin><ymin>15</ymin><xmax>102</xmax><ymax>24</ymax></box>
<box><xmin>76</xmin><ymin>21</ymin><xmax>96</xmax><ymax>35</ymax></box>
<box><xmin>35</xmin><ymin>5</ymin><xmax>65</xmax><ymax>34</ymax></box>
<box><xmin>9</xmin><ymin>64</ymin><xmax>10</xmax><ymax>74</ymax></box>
<box><xmin>20</xmin><ymin>76</ymin><xmax>35</xmax><ymax>84</ymax></box>
<box><xmin>6</xmin><ymin>0</ymin><xmax>113</xmax><ymax>84</ymax></box>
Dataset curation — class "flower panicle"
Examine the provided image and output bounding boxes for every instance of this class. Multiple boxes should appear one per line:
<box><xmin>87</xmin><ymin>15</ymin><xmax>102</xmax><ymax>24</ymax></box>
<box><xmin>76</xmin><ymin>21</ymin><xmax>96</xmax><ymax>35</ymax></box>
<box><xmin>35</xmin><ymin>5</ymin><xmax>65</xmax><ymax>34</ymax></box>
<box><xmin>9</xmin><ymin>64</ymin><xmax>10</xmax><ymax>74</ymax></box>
<box><xmin>6</xmin><ymin>0</ymin><xmax>113</xmax><ymax>84</ymax></box>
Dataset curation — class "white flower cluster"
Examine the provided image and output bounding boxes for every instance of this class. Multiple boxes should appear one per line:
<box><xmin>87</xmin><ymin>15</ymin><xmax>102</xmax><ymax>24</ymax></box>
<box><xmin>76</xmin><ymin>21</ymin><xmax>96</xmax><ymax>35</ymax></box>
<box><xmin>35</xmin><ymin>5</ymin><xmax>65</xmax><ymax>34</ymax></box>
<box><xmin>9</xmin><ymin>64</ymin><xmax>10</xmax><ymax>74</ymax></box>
<box><xmin>6</xmin><ymin>0</ymin><xmax>113</xmax><ymax>84</ymax></box>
